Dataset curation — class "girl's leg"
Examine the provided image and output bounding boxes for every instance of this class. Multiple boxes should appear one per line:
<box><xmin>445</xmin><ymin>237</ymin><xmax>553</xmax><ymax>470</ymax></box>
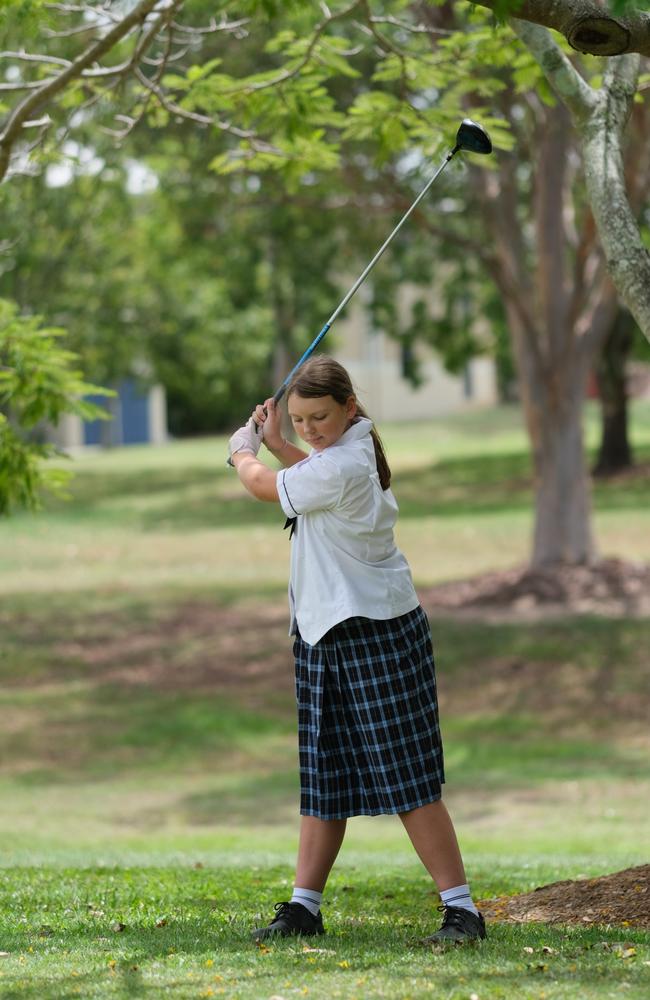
<box><xmin>294</xmin><ymin>816</ymin><xmax>347</xmax><ymax>891</ymax></box>
<box><xmin>398</xmin><ymin>799</ymin><xmax>465</xmax><ymax>891</ymax></box>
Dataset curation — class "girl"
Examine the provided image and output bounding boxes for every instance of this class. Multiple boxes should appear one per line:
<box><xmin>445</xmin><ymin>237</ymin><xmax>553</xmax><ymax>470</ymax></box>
<box><xmin>228</xmin><ymin>356</ymin><xmax>486</xmax><ymax>946</ymax></box>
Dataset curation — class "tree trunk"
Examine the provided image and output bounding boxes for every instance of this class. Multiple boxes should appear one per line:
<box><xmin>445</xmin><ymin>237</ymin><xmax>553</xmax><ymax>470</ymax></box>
<box><xmin>593</xmin><ymin>310</ymin><xmax>634</xmax><ymax>477</ymax></box>
<box><xmin>531</xmin><ymin>385</ymin><xmax>596</xmax><ymax>565</ymax></box>
<box><xmin>503</xmin><ymin>295</ymin><xmax>597</xmax><ymax>566</ymax></box>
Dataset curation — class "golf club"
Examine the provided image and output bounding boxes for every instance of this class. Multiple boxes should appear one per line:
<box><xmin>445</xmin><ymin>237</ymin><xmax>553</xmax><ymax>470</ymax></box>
<box><xmin>270</xmin><ymin>119</ymin><xmax>492</xmax><ymax>405</ymax></box>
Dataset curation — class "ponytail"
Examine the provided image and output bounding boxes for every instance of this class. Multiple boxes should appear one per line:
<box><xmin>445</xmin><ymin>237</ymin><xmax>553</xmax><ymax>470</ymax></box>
<box><xmin>355</xmin><ymin>403</ymin><xmax>391</xmax><ymax>490</ymax></box>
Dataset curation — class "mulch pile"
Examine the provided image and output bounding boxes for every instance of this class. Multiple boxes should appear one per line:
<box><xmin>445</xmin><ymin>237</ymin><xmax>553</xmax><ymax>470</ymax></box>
<box><xmin>479</xmin><ymin>865</ymin><xmax>650</xmax><ymax>929</ymax></box>
<box><xmin>419</xmin><ymin>557</ymin><xmax>650</xmax><ymax>618</ymax></box>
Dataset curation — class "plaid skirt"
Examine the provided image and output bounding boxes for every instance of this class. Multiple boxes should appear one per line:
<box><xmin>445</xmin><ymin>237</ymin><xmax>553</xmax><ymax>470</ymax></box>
<box><xmin>294</xmin><ymin>605</ymin><xmax>445</xmax><ymax>819</ymax></box>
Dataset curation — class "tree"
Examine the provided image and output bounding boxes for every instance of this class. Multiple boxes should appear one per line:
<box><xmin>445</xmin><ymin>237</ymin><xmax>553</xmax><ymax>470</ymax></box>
<box><xmin>0</xmin><ymin>299</ymin><xmax>110</xmax><ymax>514</ymax></box>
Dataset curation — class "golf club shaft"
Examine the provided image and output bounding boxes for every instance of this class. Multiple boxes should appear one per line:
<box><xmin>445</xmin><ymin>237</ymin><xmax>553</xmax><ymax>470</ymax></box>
<box><xmin>272</xmin><ymin>146</ymin><xmax>458</xmax><ymax>404</ymax></box>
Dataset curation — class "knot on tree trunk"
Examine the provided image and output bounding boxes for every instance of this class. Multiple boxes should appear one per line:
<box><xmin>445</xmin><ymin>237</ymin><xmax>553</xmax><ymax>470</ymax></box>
<box><xmin>567</xmin><ymin>16</ymin><xmax>630</xmax><ymax>56</ymax></box>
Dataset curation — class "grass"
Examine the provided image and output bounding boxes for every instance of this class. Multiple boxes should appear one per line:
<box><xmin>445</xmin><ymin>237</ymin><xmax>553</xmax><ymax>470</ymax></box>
<box><xmin>0</xmin><ymin>402</ymin><xmax>649</xmax><ymax>997</ymax></box>
<box><xmin>2</xmin><ymin>866</ymin><xmax>649</xmax><ymax>1000</ymax></box>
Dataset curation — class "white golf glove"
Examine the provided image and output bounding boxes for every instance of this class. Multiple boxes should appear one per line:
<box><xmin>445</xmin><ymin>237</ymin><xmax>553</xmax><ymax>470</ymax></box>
<box><xmin>227</xmin><ymin>417</ymin><xmax>263</xmax><ymax>466</ymax></box>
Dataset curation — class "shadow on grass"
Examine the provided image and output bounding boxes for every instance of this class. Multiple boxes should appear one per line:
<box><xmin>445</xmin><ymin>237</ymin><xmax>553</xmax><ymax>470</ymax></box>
<box><xmin>2</xmin><ymin>592</ymin><xmax>649</xmax><ymax>798</ymax></box>
<box><xmin>31</xmin><ymin>445</ymin><xmax>650</xmax><ymax>533</ymax></box>
<box><xmin>179</xmin><ymin>769</ymin><xmax>300</xmax><ymax>826</ymax></box>
<box><xmin>8</xmin><ymin>687</ymin><xmax>294</xmax><ymax>788</ymax></box>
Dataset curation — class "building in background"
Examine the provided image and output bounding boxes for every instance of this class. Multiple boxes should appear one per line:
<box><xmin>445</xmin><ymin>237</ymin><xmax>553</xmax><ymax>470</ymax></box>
<box><xmin>332</xmin><ymin>284</ymin><xmax>497</xmax><ymax>421</ymax></box>
<box><xmin>48</xmin><ymin>377</ymin><xmax>168</xmax><ymax>451</ymax></box>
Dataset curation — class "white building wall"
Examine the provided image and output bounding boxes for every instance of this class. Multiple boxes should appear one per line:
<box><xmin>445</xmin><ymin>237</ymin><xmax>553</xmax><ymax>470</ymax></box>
<box><xmin>330</xmin><ymin>282</ymin><xmax>498</xmax><ymax>422</ymax></box>
<box><xmin>46</xmin><ymin>411</ymin><xmax>84</xmax><ymax>450</ymax></box>
<box><xmin>148</xmin><ymin>384</ymin><xmax>168</xmax><ymax>445</ymax></box>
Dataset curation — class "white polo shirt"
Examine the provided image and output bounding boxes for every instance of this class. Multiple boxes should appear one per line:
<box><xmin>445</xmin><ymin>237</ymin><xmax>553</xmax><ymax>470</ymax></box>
<box><xmin>276</xmin><ymin>417</ymin><xmax>419</xmax><ymax>646</ymax></box>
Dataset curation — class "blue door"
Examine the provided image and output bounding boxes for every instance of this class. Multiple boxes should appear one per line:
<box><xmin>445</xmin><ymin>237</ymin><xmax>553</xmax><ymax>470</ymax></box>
<box><xmin>120</xmin><ymin>378</ymin><xmax>149</xmax><ymax>445</ymax></box>
<box><xmin>83</xmin><ymin>394</ymin><xmax>110</xmax><ymax>446</ymax></box>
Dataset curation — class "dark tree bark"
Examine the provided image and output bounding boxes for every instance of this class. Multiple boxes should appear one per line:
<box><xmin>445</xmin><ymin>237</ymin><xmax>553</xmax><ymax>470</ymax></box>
<box><xmin>593</xmin><ymin>309</ymin><xmax>635</xmax><ymax>477</ymax></box>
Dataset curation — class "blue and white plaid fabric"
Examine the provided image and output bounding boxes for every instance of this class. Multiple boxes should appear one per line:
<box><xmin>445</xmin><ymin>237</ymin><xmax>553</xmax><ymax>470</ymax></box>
<box><xmin>294</xmin><ymin>605</ymin><xmax>445</xmax><ymax>819</ymax></box>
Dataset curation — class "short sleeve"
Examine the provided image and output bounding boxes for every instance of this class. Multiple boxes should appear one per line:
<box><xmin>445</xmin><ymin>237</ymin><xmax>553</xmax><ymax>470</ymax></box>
<box><xmin>276</xmin><ymin>453</ymin><xmax>344</xmax><ymax>517</ymax></box>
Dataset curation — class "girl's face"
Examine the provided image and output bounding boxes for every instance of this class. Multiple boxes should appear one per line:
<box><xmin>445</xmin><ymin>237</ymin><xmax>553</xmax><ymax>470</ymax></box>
<box><xmin>287</xmin><ymin>393</ymin><xmax>357</xmax><ymax>451</ymax></box>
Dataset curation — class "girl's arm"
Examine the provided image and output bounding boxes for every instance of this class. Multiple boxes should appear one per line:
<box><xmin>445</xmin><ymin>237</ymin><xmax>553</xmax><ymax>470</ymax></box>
<box><xmin>231</xmin><ymin>452</ymin><xmax>279</xmax><ymax>502</ymax></box>
<box><xmin>264</xmin><ymin>437</ymin><xmax>308</xmax><ymax>468</ymax></box>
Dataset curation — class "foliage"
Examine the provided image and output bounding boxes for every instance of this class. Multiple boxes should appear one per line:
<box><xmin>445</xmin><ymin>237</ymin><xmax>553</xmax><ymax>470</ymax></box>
<box><xmin>0</xmin><ymin>299</ymin><xmax>111</xmax><ymax>514</ymax></box>
<box><xmin>0</xmin><ymin>132</ymin><xmax>349</xmax><ymax>432</ymax></box>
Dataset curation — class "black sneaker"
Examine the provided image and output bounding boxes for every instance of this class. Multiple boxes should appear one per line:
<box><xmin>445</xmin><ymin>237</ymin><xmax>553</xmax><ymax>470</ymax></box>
<box><xmin>251</xmin><ymin>901</ymin><xmax>325</xmax><ymax>941</ymax></box>
<box><xmin>421</xmin><ymin>905</ymin><xmax>487</xmax><ymax>945</ymax></box>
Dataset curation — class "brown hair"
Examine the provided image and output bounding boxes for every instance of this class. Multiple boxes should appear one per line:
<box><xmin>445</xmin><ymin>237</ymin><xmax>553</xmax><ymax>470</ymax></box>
<box><xmin>285</xmin><ymin>355</ymin><xmax>391</xmax><ymax>490</ymax></box>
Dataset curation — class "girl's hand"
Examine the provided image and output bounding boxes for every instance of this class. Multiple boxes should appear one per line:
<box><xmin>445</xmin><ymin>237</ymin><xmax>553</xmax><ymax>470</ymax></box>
<box><xmin>252</xmin><ymin>397</ymin><xmax>285</xmax><ymax>453</ymax></box>
<box><xmin>228</xmin><ymin>418</ymin><xmax>262</xmax><ymax>463</ymax></box>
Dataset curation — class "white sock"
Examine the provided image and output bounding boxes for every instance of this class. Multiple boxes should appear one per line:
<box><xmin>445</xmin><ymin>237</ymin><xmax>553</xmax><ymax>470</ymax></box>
<box><xmin>440</xmin><ymin>883</ymin><xmax>479</xmax><ymax>917</ymax></box>
<box><xmin>291</xmin><ymin>887</ymin><xmax>322</xmax><ymax>916</ymax></box>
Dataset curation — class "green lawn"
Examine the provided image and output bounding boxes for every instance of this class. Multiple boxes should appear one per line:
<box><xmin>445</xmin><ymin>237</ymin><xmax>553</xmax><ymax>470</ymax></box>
<box><xmin>0</xmin><ymin>402</ymin><xmax>649</xmax><ymax>998</ymax></box>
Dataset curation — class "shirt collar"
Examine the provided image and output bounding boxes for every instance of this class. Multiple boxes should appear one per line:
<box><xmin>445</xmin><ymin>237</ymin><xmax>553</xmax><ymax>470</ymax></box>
<box><xmin>332</xmin><ymin>416</ymin><xmax>373</xmax><ymax>447</ymax></box>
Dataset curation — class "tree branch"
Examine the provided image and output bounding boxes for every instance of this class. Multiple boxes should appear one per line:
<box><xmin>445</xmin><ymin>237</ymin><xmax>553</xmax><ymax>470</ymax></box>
<box><xmin>0</xmin><ymin>0</ymin><xmax>161</xmax><ymax>183</ymax></box>
<box><xmin>469</xmin><ymin>0</ymin><xmax>650</xmax><ymax>57</ymax></box>
<box><xmin>509</xmin><ymin>19</ymin><xmax>596</xmax><ymax>121</ymax></box>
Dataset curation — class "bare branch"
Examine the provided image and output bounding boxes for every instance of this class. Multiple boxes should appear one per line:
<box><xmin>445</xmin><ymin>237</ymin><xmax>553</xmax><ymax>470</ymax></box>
<box><xmin>0</xmin><ymin>51</ymin><xmax>72</xmax><ymax>68</ymax></box>
<box><xmin>368</xmin><ymin>15</ymin><xmax>454</xmax><ymax>37</ymax></box>
<box><xmin>169</xmin><ymin>16</ymin><xmax>251</xmax><ymax>37</ymax></box>
<box><xmin>0</xmin><ymin>81</ymin><xmax>50</xmax><ymax>92</ymax></box>
<box><xmin>44</xmin><ymin>21</ymin><xmax>113</xmax><ymax>39</ymax></box>
<box><xmin>142</xmin><ymin>45</ymin><xmax>189</xmax><ymax>67</ymax></box>
<box><xmin>45</xmin><ymin>2</ymin><xmax>112</xmax><ymax>13</ymax></box>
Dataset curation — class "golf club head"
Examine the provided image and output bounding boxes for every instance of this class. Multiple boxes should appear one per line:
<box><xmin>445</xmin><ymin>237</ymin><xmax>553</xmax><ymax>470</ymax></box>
<box><xmin>455</xmin><ymin>119</ymin><xmax>492</xmax><ymax>155</ymax></box>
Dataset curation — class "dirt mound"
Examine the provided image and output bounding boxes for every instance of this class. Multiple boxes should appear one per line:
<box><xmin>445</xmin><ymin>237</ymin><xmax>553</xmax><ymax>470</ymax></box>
<box><xmin>420</xmin><ymin>558</ymin><xmax>650</xmax><ymax>619</ymax></box>
<box><xmin>479</xmin><ymin>865</ymin><xmax>650</xmax><ymax>929</ymax></box>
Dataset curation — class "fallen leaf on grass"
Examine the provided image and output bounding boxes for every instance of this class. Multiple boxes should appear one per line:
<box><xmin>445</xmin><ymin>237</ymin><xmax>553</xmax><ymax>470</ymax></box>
<box><xmin>111</xmin><ymin>922</ymin><xmax>126</xmax><ymax>933</ymax></box>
